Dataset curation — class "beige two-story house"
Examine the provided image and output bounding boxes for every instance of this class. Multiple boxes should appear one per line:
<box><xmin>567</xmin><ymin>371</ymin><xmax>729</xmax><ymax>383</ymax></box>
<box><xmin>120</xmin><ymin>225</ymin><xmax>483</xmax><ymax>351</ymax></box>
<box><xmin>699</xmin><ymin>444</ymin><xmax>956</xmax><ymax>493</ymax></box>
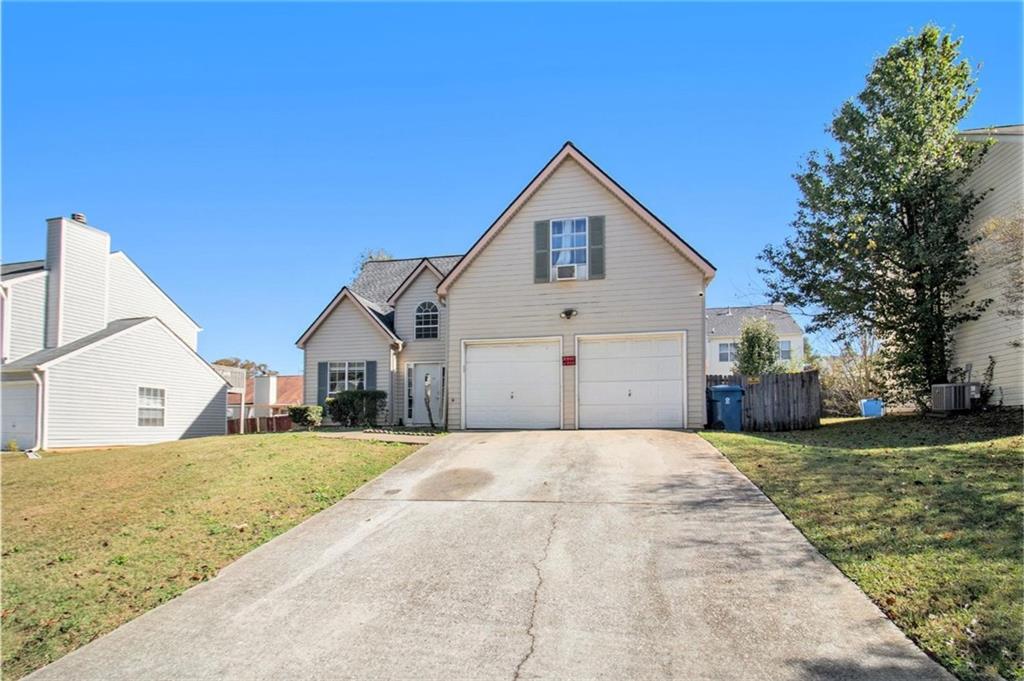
<box><xmin>297</xmin><ymin>142</ymin><xmax>715</xmax><ymax>429</ymax></box>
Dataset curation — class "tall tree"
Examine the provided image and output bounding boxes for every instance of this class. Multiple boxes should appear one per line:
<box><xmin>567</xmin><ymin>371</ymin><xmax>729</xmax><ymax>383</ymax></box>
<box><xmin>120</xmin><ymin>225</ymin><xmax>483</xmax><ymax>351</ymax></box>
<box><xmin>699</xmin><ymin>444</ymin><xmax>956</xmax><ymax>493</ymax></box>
<box><xmin>212</xmin><ymin>358</ymin><xmax>277</xmax><ymax>377</ymax></box>
<box><xmin>352</xmin><ymin>248</ymin><xmax>393</xmax><ymax>276</ymax></box>
<box><xmin>760</xmin><ymin>25</ymin><xmax>990</xmax><ymax>404</ymax></box>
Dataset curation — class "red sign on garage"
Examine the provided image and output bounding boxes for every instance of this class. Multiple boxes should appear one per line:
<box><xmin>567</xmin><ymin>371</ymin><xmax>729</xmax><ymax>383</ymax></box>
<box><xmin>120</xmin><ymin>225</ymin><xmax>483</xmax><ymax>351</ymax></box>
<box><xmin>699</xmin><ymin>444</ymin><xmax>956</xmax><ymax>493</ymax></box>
<box><xmin>562</xmin><ymin>355</ymin><xmax>576</xmax><ymax>366</ymax></box>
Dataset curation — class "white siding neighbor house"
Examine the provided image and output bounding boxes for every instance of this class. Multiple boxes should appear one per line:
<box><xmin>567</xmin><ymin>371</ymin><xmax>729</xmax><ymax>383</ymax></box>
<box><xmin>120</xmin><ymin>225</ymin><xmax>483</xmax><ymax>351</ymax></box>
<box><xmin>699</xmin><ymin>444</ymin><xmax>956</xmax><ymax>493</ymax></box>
<box><xmin>297</xmin><ymin>142</ymin><xmax>716</xmax><ymax>429</ymax></box>
<box><xmin>705</xmin><ymin>305</ymin><xmax>805</xmax><ymax>376</ymax></box>
<box><xmin>1</xmin><ymin>215</ymin><xmax>228</xmax><ymax>449</ymax></box>
<box><xmin>950</xmin><ymin>126</ymin><xmax>1024</xmax><ymax>406</ymax></box>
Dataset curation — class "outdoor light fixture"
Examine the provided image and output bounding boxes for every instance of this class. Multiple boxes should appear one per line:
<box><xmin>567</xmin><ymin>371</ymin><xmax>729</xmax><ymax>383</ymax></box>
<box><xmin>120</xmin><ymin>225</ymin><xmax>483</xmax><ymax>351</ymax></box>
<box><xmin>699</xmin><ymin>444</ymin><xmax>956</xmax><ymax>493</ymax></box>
<box><xmin>560</xmin><ymin>308</ymin><xmax>578</xmax><ymax>320</ymax></box>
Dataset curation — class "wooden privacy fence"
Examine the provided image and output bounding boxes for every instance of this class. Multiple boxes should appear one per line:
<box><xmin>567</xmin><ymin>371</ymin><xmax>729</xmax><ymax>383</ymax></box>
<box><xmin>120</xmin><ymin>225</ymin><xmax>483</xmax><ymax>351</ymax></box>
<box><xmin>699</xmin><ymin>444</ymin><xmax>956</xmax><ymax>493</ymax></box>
<box><xmin>227</xmin><ymin>415</ymin><xmax>294</xmax><ymax>435</ymax></box>
<box><xmin>706</xmin><ymin>371</ymin><xmax>821</xmax><ymax>431</ymax></box>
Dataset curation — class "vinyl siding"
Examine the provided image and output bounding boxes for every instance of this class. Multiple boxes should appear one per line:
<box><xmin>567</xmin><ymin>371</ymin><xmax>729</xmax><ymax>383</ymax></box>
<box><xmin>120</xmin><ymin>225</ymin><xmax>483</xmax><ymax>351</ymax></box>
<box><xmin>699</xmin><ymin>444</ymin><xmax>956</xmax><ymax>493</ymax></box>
<box><xmin>393</xmin><ymin>268</ymin><xmax>446</xmax><ymax>424</ymax></box>
<box><xmin>951</xmin><ymin>134</ymin><xmax>1024</xmax><ymax>406</ymax></box>
<box><xmin>706</xmin><ymin>332</ymin><xmax>805</xmax><ymax>376</ymax></box>
<box><xmin>5</xmin><ymin>273</ymin><xmax>48</xmax><ymax>361</ymax></box>
<box><xmin>43</xmin><ymin>320</ymin><xmax>227</xmax><ymax>448</ymax></box>
<box><xmin>446</xmin><ymin>157</ymin><xmax>708</xmax><ymax>429</ymax></box>
<box><xmin>302</xmin><ymin>297</ymin><xmax>394</xmax><ymax>423</ymax></box>
<box><xmin>49</xmin><ymin>220</ymin><xmax>110</xmax><ymax>346</ymax></box>
<box><xmin>108</xmin><ymin>252</ymin><xmax>199</xmax><ymax>348</ymax></box>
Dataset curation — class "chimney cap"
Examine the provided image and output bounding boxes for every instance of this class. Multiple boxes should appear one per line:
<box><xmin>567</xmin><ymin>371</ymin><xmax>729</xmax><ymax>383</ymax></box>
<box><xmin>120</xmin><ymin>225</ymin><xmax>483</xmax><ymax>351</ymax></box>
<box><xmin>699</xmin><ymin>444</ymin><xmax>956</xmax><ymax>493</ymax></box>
<box><xmin>70</xmin><ymin>212</ymin><xmax>87</xmax><ymax>223</ymax></box>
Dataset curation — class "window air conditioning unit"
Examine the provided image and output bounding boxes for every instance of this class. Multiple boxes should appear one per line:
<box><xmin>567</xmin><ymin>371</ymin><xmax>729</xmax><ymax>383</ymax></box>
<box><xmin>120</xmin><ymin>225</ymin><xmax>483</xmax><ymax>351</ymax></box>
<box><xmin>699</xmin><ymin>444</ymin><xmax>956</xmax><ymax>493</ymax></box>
<box><xmin>931</xmin><ymin>383</ymin><xmax>981</xmax><ymax>413</ymax></box>
<box><xmin>555</xmin><ymin>264</ymin><xmax>578</xmax><ymax>281</ymax></box>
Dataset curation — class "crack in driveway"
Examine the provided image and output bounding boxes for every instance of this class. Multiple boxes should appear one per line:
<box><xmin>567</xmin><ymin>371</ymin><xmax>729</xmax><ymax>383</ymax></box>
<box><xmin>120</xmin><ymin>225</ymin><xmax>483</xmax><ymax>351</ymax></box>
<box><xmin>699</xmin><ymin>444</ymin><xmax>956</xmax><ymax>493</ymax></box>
<box><xmin>512</xmin><ymin>509</ymin><xmax>560</xmax><ymax>681</ymax></box>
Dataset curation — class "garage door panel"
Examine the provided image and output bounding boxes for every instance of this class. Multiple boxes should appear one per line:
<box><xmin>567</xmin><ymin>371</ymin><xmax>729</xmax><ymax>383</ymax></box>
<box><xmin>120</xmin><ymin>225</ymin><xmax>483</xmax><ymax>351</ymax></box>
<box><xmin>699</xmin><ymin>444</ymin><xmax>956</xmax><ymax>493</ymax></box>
<box><xmin>465</xmin><ymin>340</ymin><xmax>560</xmax><ymax>429</ymax></box>
<box><xmin>577</xmin><ymin>334</ymin><xmax>685</xmax><ymax>429</ymax></box>
<box><xmin>2</xmin><ymin>383</ymin><xmax>38</xmax><ymax>450</ymax></box>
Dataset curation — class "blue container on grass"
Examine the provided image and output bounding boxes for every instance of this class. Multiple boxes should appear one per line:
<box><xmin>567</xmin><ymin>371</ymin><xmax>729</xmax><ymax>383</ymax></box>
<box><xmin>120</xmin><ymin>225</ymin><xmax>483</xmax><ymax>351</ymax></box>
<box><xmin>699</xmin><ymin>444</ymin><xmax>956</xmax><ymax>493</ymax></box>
<box><xmin>859</xmin><ymin>398</ymin><xmax>885</xmax><ymax>418</ymax></box>
<box><xmin>709</xmin><ymin>384</ymin><xmax>744</xmax><ymax>432</ymax></box>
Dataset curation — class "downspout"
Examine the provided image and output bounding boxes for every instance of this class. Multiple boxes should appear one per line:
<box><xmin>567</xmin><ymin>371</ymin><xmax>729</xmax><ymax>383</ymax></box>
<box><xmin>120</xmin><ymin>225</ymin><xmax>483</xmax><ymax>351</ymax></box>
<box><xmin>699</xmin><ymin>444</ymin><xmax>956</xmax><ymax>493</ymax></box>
<box><xmin>30</xmin><ymin>370</ymin><xmax>45</xmax><ymax>454</ymax></box>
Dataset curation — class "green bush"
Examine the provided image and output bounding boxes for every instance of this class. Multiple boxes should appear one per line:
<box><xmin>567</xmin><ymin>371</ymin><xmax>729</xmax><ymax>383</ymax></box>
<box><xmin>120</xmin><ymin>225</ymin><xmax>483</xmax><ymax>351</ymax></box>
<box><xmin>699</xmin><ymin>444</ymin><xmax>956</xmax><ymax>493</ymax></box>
<box><xmin>287</xmin><ymin>405</ymin><xmax>323</xmax><ymax>430</ymax></box>
<box><xmin>735</xmin><ymin>318</ymin><xmax>784</xmax><ymax>376</ymax></box>
<box><xmin>325</xmin><ymin>390</ymin><xmax>387</xmax><ymax>427</ymax></box>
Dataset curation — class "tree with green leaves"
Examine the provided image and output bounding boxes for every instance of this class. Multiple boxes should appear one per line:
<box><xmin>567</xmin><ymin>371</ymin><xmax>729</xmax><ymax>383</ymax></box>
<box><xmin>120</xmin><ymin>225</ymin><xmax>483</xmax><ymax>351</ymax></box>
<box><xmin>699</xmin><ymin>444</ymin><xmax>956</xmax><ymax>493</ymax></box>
<box><xmin>735</xmin><ymin>318</ymin><xmax>783</xmax><ymax>376</ymax></box>
<box><xmin>212</xmin><ymin>358</ymin><xmax>277</xmax><ymax>377</ymax></box>
<box><xmin>760</xmin><ymin>26</ymin><xmax>991</xmax><ymax>404</ymax></box>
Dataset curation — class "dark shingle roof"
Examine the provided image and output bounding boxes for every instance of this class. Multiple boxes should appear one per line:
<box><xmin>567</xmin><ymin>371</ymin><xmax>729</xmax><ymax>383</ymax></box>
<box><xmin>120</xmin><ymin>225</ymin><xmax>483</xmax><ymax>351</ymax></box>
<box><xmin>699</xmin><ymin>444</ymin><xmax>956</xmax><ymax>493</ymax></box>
<box><xmin>706</xmin><ymin>304</ymin><xmax>802</xmax><ymax>338</ymax></box>
<box><xmin>1</xmin><ymin>259</ymin><xmax>46</xmax><ymax>280</ymax></box>
<box><xmin>3</xmin><ymin>318</ymin><xmax>151</xmax><ymax>371</ymax></box>
<box><xmin>349</xmin><ymin>255</ymin><xmax>462</xmax><ymax>313</ymax></box>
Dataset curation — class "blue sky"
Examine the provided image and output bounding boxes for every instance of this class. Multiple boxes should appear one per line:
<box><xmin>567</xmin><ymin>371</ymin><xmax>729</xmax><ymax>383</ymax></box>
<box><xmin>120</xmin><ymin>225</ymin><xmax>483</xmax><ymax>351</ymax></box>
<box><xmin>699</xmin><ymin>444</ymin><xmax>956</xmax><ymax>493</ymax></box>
<box><xmin>3</xmin><ymin>2</ymin><xmax>1021</xmax><ymax>374</ymax></box>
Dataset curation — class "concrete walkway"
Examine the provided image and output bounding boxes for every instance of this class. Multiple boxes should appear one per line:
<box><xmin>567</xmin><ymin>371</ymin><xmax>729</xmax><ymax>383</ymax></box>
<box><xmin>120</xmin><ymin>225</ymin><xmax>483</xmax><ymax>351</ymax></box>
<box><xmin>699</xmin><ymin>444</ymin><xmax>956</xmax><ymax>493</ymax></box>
<box><xmin>29</xmin><ymin>431</ymin><xmax>951</xmax><ymax>680</ymax></box>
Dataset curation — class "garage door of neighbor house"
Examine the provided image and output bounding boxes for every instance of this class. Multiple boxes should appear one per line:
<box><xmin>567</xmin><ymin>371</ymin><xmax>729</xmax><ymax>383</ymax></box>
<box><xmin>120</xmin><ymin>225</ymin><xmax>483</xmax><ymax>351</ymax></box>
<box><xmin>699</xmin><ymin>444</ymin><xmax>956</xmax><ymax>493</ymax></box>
<box><xmin>464</xmin><ymin>338</ymin><xmax>561</xmax><ymax>429</ymax></box>
<box><xmin>577</xmin><ymin>332</ymin><xmax>686</xmax><ymax>429</ymax></box>
<box><xmin>2</xmin><ymin>381</ymin><xmax>38</xmax><ymax>450</ymax></box>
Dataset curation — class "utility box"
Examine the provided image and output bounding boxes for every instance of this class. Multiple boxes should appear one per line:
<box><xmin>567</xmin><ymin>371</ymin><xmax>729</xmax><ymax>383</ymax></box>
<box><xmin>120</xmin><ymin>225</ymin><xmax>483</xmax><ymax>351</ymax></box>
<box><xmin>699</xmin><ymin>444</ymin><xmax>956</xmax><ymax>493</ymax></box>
<box><xmin>709</xmin><ymin>384</ymin><xmax>744</xmax><ymax>432</ymax></box>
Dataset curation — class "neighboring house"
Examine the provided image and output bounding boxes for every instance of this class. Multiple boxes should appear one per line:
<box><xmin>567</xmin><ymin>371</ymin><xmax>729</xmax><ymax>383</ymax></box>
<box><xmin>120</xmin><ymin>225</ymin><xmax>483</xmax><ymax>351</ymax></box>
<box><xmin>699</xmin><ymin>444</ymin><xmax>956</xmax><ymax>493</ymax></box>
<box><xmin>705</xmin><ymin>304</ymin><xmax>805</xmax><ymax>375</ymax></box>
<box><xmin>951</xmin><ymin>125</ymin><xmax>1024</xmax><ymax>406</ymax></box>
<box><xmin>226</xmin><ymin>374</ymin><xmax>303</xmax><ymax>419</ymax></box>
<box><xmin>297</xmin><ymin>142</ymin><xmax>716</xmax><ymax>429</ymax></box>
<box><xmin>0</xmin><ymin>214</ymin><xmax>228</xmax><ymax>449</ymax></box>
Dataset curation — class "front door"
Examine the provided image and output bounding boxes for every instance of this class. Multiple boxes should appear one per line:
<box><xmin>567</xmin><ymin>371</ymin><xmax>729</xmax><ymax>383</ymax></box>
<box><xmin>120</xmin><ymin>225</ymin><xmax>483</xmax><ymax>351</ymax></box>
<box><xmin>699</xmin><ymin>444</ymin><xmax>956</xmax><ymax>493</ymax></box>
<box><xmin>412</xmin><ymin>363</ymin><xmax>443</xmax><ymax>426</ymax></box>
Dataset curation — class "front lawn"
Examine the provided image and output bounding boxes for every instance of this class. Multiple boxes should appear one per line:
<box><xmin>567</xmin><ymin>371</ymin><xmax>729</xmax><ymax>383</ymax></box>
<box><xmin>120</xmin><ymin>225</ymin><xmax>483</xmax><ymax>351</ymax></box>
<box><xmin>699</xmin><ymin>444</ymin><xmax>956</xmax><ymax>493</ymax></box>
<box><xmin>1</xmin><ymin>433</ymin><xmax>421</xmax><ymax>679</ymax></box>
<box><xmin>702</xmin><ymin>413</ymin><xmax>1023</xmax><ymax>681</ymax></box>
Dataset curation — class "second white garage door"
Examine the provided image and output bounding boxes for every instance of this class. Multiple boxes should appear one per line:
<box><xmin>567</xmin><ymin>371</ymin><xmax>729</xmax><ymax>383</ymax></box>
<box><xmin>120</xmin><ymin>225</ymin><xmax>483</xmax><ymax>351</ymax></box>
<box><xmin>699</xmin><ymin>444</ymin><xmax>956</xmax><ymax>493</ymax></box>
<box><xmin>464</xmin><ymin>339</ymin><xmax>561</xmax><ymax>429</ymax></box>
<box><xmin>577</xmin><ymin>333</ymin><xmax>686</xmax><ymax>429</ymax></box>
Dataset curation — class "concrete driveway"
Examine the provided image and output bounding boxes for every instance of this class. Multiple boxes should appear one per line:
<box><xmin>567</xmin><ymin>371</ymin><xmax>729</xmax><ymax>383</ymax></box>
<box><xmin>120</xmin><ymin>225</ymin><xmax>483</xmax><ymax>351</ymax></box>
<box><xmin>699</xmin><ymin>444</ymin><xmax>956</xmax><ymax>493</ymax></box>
<box><xmin>30</xmin><ymin>431</ymin><xmax>951</xmax><ymax>680</ymax></box>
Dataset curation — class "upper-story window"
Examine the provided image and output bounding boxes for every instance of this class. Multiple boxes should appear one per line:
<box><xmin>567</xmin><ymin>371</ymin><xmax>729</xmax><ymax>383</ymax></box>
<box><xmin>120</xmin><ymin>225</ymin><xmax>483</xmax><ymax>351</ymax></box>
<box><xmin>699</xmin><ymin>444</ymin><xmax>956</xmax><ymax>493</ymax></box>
<box><xmin>415</xmin><ymin>302</ymin><xmax>439</xmax><ymax>339</ymax></box>
<box><xmin>551</xmin><ymin>217</ymin><xmax>588</xmax><ymax>279</ymax></box>
<box><xmin>718</xmin><ymin>342</ymin><xmax>738</xmax><ymax>362</ymax></box>
<box><xmin>778</xmin><ymin>340</ymin><xmax>792</xmax><ymax>361</ymax></box>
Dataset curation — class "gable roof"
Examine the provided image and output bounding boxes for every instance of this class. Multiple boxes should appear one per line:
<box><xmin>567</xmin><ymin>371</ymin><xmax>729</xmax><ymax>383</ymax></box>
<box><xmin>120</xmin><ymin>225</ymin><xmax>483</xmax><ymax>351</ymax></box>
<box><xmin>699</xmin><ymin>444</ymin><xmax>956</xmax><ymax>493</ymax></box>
<box><xmin>2</xmin><ymin>317</ymin><xmax>229</xmax><ymax>386</ymax></box>
<box><xmin>436</xmin><ymin>141</ymin><xmax>716</xmax><ymax>296</ymax></box>
<box><xmin>706</xmin><ymin>304</ymin><xmax>803</xmax><ymax>338</ymax></box>
<box><xmin>385</xmin><ymin>258</ymin><xmax>444</xmax><ymax>305</ymax></box>
<box><xmin>3</xmin><ymin>318</ymin><xmax>152</xmax><ymax>371</ymax></box>
<box><xmin>1</xmin><ymin>259</ymin><xmax>46</xmax><ymax>281</ymax></box>
<box><xmin>111</xmin><ymin>251</ymin><xmax>202</xmax><ymax>331</ymax></box>
<box><xmin>961</xmin><ymin>124</ymin><xmax>1023</xmax><ymax>137</ymax></box>
<box><xmin>350</xmin><ymin>256</ymin><xmax>461</xmax><ymax>312</ymax></box>
<box><xmin>295</xmin><ymin>287</ymin><xmax>404</xmax><ymax>349</ymax></box>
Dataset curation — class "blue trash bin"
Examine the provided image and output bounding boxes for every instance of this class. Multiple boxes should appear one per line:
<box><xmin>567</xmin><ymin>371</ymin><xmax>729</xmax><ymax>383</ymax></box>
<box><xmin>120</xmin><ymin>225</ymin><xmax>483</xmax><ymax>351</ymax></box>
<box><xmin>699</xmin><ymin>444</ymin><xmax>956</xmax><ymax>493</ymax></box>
<box><xmin>859</xmin><ymin>398</ymin><xmax>885</xmax><ymax>418</ymax></box>
<box><xmin>709</xmin><ymin>384</ymin><xmax>744</xmax><ymax>432</ymax></box>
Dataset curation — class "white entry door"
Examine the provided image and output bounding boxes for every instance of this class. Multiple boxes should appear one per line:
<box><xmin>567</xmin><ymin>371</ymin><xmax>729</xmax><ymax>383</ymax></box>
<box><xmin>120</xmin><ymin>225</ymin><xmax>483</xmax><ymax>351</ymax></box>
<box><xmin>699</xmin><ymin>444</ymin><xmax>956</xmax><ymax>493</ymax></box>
<box><xmin>2</xmin><ymin>381</ymin><xmax>38</xmax><ymax>450</ymax></box>
<box><xmin>577</xmin><ymin>333</ymin><xmax>686</xmax><ymax>429</ymax></box>
<box><xmin>411</xmin><ymin>363</ymin><xmax>443</xmax><ymax>426</ymax></box>
<box><xmin>464</xmin><ymin>339</ymin><xmax>561</xmax><ymax>429</ymax></box>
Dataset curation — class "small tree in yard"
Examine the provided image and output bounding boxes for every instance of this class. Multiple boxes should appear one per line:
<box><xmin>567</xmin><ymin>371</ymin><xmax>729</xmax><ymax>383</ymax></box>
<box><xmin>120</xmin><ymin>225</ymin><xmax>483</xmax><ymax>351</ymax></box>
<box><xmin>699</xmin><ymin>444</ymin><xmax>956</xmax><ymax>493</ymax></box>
<box><xmin>735</xmin><ymin>318</ymin><xmax>783</xmax><ymax>376</ymax></box>
<box><xmin>759</xmin><ymin>26</ymin><xmax>991</xmax><ymax>406</ymax></box>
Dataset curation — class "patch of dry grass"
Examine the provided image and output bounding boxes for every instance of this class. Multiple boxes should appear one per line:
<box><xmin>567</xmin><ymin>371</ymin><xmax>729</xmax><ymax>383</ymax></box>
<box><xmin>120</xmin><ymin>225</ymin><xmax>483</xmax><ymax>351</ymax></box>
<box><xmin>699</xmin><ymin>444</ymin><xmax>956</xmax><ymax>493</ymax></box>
<box><xmin>1</xmin><ymin>432</ymin><xmax>419</xmax><ymax>679</ymax></box>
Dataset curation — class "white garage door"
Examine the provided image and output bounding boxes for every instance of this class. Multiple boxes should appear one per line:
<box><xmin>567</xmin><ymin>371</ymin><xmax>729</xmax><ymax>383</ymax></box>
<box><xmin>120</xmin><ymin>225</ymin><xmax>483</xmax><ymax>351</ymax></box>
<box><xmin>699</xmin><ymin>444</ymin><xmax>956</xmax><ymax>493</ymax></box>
<box><xmin>464</xmin><ymin>339</ymin><xmax>561</xmax><ymax>429</ymax></box>
<box><xmin>577</xmin><ymin>333</ymin><xmax>685</xmax><ymax>429</ymax></box>
<box><xmin>2</xmin><ymin>382</ymin><xmax>38</xmax><ymax>450</ymax></box>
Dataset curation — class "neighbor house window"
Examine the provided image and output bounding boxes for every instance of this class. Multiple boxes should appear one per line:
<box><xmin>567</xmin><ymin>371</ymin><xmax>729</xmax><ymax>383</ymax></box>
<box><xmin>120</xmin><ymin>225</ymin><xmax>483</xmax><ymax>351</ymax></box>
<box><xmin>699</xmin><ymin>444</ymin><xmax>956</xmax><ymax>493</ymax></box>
<box><xmin>415</xmin><ymin>302</ymin><xmax>439</xmax><ymax>339</ymax></box>
<box><xmin>551</xmin><ymin>217</ymin><xmax>588</xmax><ymax>277</ymax></box>
<box><xmin>778</xmin><ymin>340</ymin><xmax>792</xmax><ymax>361</ymax></box>
<box><xmin>138</xmin><ymin>387</ymin><xmax>166</xmax><ymax>427</ymax></box>
<box><xmin>718</xmin><ymin>343</ymin><xmax>738</xmax><ymax>362</ymax></box>
<box><xmin>328</xmin><ymin>361</ymin><xmax>365</xmax><ymax>395</ymax></box>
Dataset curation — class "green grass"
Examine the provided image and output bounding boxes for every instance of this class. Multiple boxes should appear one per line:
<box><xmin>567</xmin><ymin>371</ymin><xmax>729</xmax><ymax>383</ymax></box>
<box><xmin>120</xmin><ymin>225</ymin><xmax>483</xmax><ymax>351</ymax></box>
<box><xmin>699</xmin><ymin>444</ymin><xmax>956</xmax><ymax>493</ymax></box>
<box><xmin>702</xmin><ymin>412</ymin><xmax>1023</xmax><ymax>681</ymax></box>
<box><xmin>1</xmin><ymin>432</ymin><xmax>421</xmax><ymax>679</ymax></box>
